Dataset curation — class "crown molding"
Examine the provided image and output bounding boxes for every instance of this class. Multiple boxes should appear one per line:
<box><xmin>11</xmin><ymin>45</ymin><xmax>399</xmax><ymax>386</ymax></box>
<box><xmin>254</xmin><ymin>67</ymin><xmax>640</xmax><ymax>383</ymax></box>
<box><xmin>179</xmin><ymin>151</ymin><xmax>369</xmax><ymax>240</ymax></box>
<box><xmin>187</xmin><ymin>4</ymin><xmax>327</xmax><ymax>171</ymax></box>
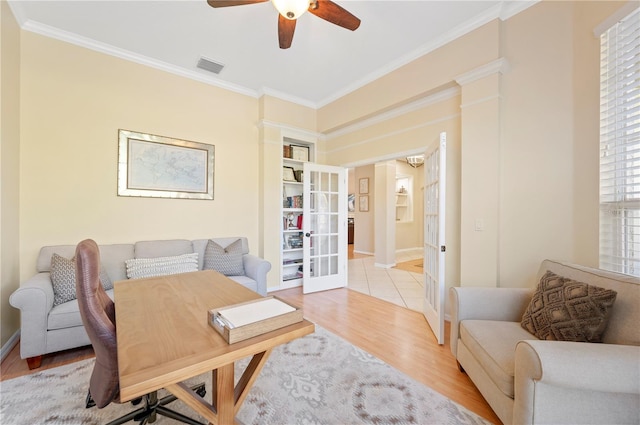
<box><xmin>258</xmin><ymin>120</ymin><xmax>321</xmax><ymax>140</ymax></box>
<box><xmin>11</xmin><ymin>0</ymin><xmax>536</xmax><ymax>111</ymax></box>
<box><xmin>324</xmin><ymin>86</ymin><xmax>460</xmax><ymax>141</ymax></box>
<box><xmin>258</xmin><ymin>88</ymin><xmax>318</xmax><ymax>110</ymax></box>
<box><xmin>20</xmin><ymin>20</ymin><xmax>260</xmax><ymax>99</ymax></box>
<box><xmin>316</xmin><ymin>1</ymin><xmax>535</xmax><ymax>108</ymax></box>
<box><xmin>454</xmin><ymin>58</ymin><xmax>510</xmax><ymax>86</ymax></box>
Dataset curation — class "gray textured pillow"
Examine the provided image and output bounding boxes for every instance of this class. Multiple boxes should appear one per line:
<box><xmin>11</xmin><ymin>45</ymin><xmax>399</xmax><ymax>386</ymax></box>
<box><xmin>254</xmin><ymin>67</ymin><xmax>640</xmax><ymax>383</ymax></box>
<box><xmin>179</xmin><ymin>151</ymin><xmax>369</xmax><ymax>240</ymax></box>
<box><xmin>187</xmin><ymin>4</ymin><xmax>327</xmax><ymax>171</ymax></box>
<box><xmin>125</xmin><ymin>253</ymin><xmax>199</xmax><ymax>279</ymax></box>
<box><xmin>521</xmin><ymin>270</ymin><xmax>617</xmax><ymax>342</ymax></box>
<box><xmin>50</xmin><ymin>254</ymin><xmax>114</xmax><ymax>306</ymax></box>
<box><xmin>203</xmin><ymin>239</ymin><xmax>244</xmax><ymax>276</ymax></box>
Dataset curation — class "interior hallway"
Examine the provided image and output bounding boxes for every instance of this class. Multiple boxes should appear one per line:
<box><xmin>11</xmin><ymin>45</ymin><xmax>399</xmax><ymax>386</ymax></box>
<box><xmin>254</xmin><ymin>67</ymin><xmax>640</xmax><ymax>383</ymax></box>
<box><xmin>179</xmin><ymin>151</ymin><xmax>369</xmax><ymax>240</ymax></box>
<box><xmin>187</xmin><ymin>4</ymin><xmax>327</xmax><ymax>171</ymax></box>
<box><xmin>347</xmin><ymin>245</ymin><xmax>424</xmax><ymax>312</ymax></box>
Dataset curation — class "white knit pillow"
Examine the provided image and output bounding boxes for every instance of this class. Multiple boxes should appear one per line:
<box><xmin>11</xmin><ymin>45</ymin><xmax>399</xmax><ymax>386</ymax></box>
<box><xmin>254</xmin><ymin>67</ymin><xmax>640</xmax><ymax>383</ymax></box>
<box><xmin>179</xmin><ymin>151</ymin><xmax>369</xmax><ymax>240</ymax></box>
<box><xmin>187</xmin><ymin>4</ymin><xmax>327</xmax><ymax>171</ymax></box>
<box><xmin>125</xmin><ymin>253</ymin><xmax>199</xmax><ymax>280</ymax></box>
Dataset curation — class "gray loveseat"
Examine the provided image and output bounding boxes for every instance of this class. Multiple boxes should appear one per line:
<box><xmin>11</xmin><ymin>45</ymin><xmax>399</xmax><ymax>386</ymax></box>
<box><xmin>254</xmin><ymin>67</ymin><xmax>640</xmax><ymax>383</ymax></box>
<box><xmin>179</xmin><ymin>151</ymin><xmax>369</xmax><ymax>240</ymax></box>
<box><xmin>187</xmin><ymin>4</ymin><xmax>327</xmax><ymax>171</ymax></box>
<box><xmin>9</xmin><ymin>237</ymin><xmax>271</xmax><ymax>369</ymax></box>
<box><xmin>450</xmin><ymin>259</ymin><xmax>639</xmax><ymax>425</ymax></box>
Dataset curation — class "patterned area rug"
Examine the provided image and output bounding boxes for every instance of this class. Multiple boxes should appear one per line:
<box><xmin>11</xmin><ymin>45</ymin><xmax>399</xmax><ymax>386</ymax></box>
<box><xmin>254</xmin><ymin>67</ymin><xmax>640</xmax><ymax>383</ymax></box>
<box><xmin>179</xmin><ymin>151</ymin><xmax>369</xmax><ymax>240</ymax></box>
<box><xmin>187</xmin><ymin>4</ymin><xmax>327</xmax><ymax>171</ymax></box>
<box><xmin>0</xmin><ymin>327</ymin><xmax>490</xmax><ymax>425</ymax></box>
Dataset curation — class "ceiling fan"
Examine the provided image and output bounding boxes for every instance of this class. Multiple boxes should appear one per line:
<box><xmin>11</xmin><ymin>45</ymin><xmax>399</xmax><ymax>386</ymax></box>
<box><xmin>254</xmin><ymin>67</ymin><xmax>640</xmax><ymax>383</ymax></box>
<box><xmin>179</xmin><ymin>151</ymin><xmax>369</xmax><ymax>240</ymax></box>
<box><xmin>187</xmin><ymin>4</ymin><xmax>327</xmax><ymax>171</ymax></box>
<box><xmin>207</xmin><ymin>0</ymin><xmax>361</xmax><ymax>49</ymax></box>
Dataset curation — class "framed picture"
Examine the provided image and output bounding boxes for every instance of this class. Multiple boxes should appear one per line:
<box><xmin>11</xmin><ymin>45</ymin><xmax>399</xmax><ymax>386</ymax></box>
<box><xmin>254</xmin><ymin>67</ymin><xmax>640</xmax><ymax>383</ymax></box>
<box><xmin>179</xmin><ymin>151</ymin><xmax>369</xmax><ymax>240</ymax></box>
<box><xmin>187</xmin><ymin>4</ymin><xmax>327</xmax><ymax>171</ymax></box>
<box><xmin>291</xmin><ymin>145</ymin><xmax>310</xmax><ymax>162</ymax></box>
<box><xmin>283</xmin><ymin>166</ymin><xmax>296</xmax><ymax>181</ymax></box>
<box><xmin>359</xmin><ymin>195</ymin><xmax>369</xmax><ymax>212</ymax></box>
<box><xmin>348</xmin><ymin>193</ymin><xmax>355</xmax><ymax>212</ymax></box>
<box><xmin>359</xmin><ymin>178</ymin><xmax>369</xmax><ymax>194</ymax></box>
<box><xmin>117</xmin><ymin>129</ymin><xmax>214</xmax><ymax>200</ymax></box>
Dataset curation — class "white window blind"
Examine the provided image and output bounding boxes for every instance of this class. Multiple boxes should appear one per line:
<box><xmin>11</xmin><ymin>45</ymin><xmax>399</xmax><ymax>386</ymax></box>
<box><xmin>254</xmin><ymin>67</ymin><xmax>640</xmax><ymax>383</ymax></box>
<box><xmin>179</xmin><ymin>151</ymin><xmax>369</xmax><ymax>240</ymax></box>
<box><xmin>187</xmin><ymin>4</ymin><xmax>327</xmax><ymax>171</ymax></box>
<box><xmin>599</xmin><ymin>7</ymin><xmax>640</xmax><ymax>276</ymax></box>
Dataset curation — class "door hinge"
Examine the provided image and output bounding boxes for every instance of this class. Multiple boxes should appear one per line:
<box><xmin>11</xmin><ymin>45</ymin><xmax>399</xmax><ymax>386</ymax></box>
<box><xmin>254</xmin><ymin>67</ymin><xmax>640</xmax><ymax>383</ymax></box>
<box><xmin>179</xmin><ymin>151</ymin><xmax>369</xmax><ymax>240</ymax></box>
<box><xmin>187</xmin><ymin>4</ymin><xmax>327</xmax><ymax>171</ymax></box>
<box><xmin>440</xmin><ymin>245</ymin><xmax>446</xmax><ymax>252</ymax></box>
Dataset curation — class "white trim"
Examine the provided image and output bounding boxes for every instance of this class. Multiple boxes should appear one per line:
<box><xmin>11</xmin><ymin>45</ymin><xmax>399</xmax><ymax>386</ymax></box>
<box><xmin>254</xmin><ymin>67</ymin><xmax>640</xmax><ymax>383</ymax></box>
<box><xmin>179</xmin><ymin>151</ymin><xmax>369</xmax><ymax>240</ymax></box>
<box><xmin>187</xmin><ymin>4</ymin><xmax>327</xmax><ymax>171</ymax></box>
<box><xmin>353</xmin><ymin>250</ymin><xmax>374</xmax><ymax>256</ymax></box>
<box><xmin>324</xmin><ymin>87</ymin><xmax>460</xmax><ymax>141</ymax></box>
<box><xmin>1</xmin><ymin>331</ymin><xmax>20</xmax><ymax>363</ymax></box>
<box><xmin>460</xmin><ymin>94</ymin><xmax>502</xmax><ymax>110</ymax></box>
<box><xmin>327</xmin><ymin>114</ymin><xmax>460</xmax><ymax>158</ymax></box>
<box><xmin>455</xmin><ymin>58</ymin><xmax>510</xmax><ymax>86</ymax></box>
<box><xmin>593</xmin><ymin>1</ymin><xmax>639</xmax><ymax>37</ymax></box>
<box><xmin>10</xmin><ymin>1</ymin><xmax>536</xmax><ymax>109</ymax></box>
<box><xmin>259</xmin><ymin>87</ymin><xmax>317</xmax><ymax>110</ymax></box>
<box><xmin>499</xmin><ymin>0</ymin><xmax>540</xmax><ymax>21</ymax></box>
<box><xmin>374</xmin><ymin>262</ymin><xmax>396</xmax><ymax>269</ymax></box>
<box><xmin>21</xmin><ymin>20</ymin><xmax>260</xmax><ymax>99</ymax></box>
<box><xmin>258</xmin><ymin>120</ymin><xmax>321</xmax><ymax>140</ymax></box>
<box><xmin>315</xmin><ymin>2</ymin><xmax>535</xmax><ymax>108</ymax></box>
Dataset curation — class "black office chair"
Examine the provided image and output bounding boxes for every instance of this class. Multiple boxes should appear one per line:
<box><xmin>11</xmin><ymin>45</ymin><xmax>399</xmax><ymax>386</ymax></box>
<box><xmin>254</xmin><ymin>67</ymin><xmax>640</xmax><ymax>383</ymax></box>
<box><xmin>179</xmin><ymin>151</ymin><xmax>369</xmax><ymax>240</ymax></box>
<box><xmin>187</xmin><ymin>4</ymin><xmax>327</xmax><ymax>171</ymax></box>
<box><xmin>75</xmin><ymin>239</ymin><xmax>206</xmax><ymax>425</ymax></box>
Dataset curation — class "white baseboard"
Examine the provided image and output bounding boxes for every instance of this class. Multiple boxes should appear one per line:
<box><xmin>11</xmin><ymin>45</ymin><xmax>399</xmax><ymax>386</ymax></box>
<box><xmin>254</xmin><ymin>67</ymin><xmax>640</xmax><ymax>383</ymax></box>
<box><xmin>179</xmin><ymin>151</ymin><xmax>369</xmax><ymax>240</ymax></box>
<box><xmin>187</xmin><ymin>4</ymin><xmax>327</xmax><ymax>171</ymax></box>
<box><xmin>374</xmin><ymin>262</ymin><xmax>396</xmax><ymax>269</ymax></box>
<box><xmin>1</xmin><ymin>330</ymin><xmax>20</xmax><ymax>363</ymax></box>
<box><xmin>353</xmin><ymin>250</ymin><xmax>374</xmax><ymax>256</ymax></box>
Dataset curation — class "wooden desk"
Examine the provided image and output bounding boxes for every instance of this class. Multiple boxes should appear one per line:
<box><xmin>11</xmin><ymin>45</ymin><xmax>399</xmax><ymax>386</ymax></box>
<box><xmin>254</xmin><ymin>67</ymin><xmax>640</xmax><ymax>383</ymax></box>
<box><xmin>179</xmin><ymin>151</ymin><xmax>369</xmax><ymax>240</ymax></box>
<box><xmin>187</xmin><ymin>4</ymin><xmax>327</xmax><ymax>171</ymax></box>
<box><xmin>114</xmin><ymin>270</ymin><xmax>314</xmax><ymax>425</ymax></box>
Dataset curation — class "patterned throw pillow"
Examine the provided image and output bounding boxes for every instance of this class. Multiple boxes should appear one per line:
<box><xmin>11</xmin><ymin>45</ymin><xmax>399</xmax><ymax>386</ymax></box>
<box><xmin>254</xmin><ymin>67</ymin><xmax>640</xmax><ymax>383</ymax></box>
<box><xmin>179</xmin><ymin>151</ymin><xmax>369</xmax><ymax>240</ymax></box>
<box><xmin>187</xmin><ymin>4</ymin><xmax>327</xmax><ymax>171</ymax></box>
<box><xmin>203</xmin><ymin>239</ymin><xmax>245</xmax><ymax>276</ymax></box>
<box><xmin>521</xmin><ymin>270</ymin><xmax>617</xmax><ymax>342</ymax></box>
<box><xmin>125</xmin><ymin>253</ymin><xmax>199</xmax><ymax>279</ymax></box>
<box><xmin>50</xmin><ymin>254</ymin><xmax>114</xmax><ymax>306</ymax></box>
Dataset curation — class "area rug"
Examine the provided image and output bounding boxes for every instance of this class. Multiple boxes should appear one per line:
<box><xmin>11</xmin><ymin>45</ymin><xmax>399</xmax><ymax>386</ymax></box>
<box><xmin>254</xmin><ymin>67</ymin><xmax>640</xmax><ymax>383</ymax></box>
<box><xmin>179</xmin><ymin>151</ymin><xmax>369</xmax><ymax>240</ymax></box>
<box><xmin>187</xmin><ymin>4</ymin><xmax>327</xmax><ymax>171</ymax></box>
<box><xmin>0</xmin><ymin>326</ymin><xmax>490</xmax><ymax>425</ymax></box>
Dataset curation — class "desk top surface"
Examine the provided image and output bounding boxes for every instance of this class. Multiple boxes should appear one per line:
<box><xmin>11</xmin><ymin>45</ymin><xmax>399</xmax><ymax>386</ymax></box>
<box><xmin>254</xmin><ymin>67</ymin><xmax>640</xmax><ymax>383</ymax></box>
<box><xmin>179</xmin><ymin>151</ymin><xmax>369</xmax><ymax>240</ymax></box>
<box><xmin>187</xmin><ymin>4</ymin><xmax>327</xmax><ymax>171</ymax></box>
<box><xmin>114</xmin><ymin>270</ymin><xmax>314</xmax><ymax>401</ymax></box>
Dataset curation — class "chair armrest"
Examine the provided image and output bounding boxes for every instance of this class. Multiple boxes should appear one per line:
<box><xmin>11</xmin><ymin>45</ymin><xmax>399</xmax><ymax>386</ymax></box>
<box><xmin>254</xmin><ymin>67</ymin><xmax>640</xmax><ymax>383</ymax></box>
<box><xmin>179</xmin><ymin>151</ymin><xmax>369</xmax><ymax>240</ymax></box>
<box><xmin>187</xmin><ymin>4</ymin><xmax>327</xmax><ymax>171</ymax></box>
<box><xmin>8</xmin><ymin>273</ymin><xmax>55</xmax><ymax>358</ymax></box>
<box><xmin>516</xmin><ymin>340</ymin><xmax>640</xmax><ymax>393</ymax></box>
<box><xmin>449</xmin><ymin>287</ymin><xmax>533</xmax><ymax>357</ymax></box>
<box><xmin>514</xmin><ymin>340</ymin><xmax>640</xmax><ymax>424</ymax></box>
<box><xmin>242</xmin><ymin>254</ymin><xmax>271</xmax><ymax>296</ymax></box>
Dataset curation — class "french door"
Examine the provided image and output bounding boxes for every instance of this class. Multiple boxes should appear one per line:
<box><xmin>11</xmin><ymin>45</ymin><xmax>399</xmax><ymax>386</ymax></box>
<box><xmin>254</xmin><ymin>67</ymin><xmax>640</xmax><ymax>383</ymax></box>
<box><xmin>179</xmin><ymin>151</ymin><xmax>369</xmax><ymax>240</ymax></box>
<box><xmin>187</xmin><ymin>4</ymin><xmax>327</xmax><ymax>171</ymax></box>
<box><xmin>302</xmin><ymin>163</ymin><xmax>348</xmax><ymax>294</ymax></box>
<box><xmin>423</xmin><ymin>132</ymin><xmax>447</xmax><ymax>344</ymax></box>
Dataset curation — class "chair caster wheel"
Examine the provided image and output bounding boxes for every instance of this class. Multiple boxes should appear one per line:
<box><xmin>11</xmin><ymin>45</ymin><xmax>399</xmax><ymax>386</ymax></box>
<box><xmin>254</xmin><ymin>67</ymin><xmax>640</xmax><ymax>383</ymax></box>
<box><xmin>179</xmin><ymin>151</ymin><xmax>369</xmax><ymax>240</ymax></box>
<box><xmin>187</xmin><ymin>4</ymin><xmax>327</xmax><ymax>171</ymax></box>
<box><xmin>195</xmin><ymin>384</ymin><xmax>206</xmax><ymax>398</ymax></box>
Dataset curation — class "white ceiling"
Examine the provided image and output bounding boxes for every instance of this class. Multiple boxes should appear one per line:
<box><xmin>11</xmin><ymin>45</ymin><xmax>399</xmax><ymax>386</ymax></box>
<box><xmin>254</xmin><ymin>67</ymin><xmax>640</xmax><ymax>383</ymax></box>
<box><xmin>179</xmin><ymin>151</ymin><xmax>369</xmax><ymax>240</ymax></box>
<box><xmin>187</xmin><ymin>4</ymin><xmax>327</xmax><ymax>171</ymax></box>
<box><xmin>8</xmin><ymin>0</ymin><xmax>535</xmax><ymax>108</ymax></box>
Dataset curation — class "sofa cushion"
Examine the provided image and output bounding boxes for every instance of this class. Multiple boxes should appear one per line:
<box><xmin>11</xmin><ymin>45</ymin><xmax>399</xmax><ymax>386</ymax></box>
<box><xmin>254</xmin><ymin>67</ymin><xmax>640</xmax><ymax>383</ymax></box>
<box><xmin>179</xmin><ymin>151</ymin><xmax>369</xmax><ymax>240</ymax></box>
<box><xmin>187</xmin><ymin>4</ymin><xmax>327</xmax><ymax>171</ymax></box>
<box><xmin>203</xmin><ymin>239</ymin><xmax>245</xmax><ymax>276</ymax></box>
<box><xmin>125</xmin><ymin>253</ymin><xmax>199</xmax><ymax>279</ymax></box>
<box><xmin>460</xmin><ymin>320</ymin><xmax>537</xmax><ymax>399</ymax></box>
<box><xmin>134</xmin><ymin>239</ymin><xmax>193</xmax><ymax>259</ymax></box>
<box><xmin>50</xmin><ymin>254</ymin><xmax>113</xmax><ymax>306</ymax></box>
<box><xmin>521</xmin><ymin>270</ymin><xmax>617</xmax><ymax>342</ymax></box>
<box><xmin>48</xmin><ymin>289</ymin><xmax>115</xmax><ymax>330</ymax></box>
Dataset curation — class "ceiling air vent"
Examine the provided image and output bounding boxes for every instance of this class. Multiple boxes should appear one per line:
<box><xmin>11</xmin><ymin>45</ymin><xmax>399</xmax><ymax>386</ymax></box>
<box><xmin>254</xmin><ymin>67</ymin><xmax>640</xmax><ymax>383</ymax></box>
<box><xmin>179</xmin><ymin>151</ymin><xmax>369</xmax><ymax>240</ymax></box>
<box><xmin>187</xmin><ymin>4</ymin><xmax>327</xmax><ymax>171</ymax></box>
<box><xmin>197</xmin><ymin>57</ymin><xmax>224</xmax><ymax>74</ymax></box>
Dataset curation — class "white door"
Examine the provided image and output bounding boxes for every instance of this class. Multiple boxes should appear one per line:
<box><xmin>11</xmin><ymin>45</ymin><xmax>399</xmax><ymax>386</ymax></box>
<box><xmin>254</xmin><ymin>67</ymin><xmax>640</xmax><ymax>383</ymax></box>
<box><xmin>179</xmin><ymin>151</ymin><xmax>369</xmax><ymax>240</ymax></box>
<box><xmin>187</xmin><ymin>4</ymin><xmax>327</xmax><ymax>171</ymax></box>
<box><xmin>302</xmin><ymin>163</ymin><xmax>348</xmax><ymax>294</ymax></box>
<box><xmin>423</xmin><ymin>132</ymin><xmax>447</xmax><ymax>344</ymax></box>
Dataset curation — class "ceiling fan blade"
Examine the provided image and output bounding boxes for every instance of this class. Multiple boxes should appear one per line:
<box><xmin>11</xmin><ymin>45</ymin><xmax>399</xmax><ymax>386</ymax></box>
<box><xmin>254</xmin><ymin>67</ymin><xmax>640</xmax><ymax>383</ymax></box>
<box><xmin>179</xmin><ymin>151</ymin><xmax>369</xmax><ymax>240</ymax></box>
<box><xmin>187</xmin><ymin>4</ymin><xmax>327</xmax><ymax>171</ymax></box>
<box><xmin>308</xmin><ymin>0</ymin><xmax>360</xmax><ymax>31</ymax></box>
<box><xmin>278</xmin><ymin>15</ymin><xmax>296</xmax><ymax>49</ymax></box>
<box><xmin>207</xmin><ymin>0</ymin><xmax>268</xmax><ymax>8</ymax></box>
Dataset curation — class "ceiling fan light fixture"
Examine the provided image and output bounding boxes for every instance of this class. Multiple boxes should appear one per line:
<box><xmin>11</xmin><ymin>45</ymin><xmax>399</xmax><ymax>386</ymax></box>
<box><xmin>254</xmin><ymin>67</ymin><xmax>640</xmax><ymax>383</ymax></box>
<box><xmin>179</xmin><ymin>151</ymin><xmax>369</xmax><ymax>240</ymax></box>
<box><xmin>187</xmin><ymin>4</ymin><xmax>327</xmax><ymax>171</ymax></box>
<box><xmin>272</xmin><ymin>0</ymin><xmax>309</xmax><ymax>19</ymax></box>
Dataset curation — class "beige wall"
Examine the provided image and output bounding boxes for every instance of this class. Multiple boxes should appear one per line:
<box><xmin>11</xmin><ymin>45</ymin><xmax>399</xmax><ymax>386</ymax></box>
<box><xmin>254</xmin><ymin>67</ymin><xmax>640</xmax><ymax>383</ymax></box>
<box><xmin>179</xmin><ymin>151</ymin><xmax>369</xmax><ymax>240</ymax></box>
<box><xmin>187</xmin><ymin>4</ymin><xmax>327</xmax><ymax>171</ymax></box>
<box><xmin>1</xmin><ymin>0</ymin><xmax>21</xmax><ymax>348</ymax></box>
<box><xmin>18</xmin><ymin>32</ymin><xmax>261</xmax><ymax>280</ymax></box>
<box><xmin>353</xmin><ymin>164</ymin><xmax>375</xmax><ymax>254</ymax></box>
<box><xmin>321</xmin><ymin>0</ymin><xmax>628</xmax><ymax>291</ymax></box>
<box><xmin>1</xmin><ymin>0</ymin><xmax>630</xmax><ymax>347</ymax></box>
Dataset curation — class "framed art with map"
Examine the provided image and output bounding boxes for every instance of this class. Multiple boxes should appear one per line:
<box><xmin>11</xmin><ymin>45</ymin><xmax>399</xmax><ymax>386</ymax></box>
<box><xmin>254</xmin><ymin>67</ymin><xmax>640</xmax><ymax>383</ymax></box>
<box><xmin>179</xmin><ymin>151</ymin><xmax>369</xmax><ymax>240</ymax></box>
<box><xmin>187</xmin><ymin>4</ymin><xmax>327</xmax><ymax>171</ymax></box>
<box><xmin>117</xmin><ymin>129</ymin><xmax>215</xmax><ymax>199</ymax></box>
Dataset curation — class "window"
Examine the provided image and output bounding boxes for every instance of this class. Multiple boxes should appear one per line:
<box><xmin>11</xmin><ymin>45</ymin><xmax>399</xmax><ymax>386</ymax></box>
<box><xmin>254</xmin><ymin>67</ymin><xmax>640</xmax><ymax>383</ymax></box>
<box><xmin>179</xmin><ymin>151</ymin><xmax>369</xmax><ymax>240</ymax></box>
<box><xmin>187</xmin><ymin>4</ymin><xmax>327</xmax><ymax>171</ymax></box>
<box><xmin>599</xmin><ymin>7</ymin><xmax>640</xmax><ymax>276</ymax></box>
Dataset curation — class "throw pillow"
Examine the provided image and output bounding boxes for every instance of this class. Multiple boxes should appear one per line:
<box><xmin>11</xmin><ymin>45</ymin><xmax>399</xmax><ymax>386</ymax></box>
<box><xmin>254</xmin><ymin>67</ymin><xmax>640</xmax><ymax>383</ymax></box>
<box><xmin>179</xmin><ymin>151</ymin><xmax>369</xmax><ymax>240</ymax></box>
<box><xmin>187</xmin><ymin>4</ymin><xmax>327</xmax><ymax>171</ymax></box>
<box><xmin>50</xmin><ymin>254</ymin><xmax>114</xmax><ymax>306</ymax></box>
<box><xmin>203</xmin><ymin>239</ymin><xmax>245</xmax><ymax>276</ymax></box>
<box><xmin>125</xmin><ymin>253</ymin><xmax>199</xmax><ymax>280</ymax></box>
<box><xmin>521</xmin><ymin>270</ymin><xmax>617</xmax><ymax>342</ymax></box>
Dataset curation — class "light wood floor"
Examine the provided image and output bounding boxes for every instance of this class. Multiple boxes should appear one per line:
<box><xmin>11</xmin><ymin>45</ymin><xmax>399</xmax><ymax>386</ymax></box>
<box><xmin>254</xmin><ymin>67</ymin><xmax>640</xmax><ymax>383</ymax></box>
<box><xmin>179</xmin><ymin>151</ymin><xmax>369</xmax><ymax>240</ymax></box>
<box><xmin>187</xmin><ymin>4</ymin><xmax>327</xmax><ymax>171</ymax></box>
<box><xmin>1</xmin><ymin>286</ymin><xmax>500</xmax><ymax>424</ymax></box>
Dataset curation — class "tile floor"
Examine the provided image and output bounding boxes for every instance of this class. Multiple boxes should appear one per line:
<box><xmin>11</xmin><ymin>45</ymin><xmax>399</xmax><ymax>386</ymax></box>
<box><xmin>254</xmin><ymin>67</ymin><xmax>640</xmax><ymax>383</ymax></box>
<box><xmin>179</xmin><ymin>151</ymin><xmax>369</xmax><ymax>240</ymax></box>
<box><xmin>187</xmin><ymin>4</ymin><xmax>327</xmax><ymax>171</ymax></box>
<box><xmin>347</xmin><ymin>249</ymin><xmax>424</xmax><ymax>312</ymax></box>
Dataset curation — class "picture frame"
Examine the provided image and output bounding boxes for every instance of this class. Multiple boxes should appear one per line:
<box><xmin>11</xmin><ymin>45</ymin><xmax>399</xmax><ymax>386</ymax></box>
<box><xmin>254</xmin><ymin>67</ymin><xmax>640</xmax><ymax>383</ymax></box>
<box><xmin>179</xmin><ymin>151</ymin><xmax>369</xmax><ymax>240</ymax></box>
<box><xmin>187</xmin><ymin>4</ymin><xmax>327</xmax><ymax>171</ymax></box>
<box><xmin>359</xmin><ymin>178</ymin><xmax>369</xmax><ymax>194</ymax></box>
<box><xmin>283</xmin><ymin>166</ymin><xmax>296</xmax><ymax>181</ymax></box>
<box><xmin>359</xmin><ymin>195</ymin><xmax>369</xmax><ymax>212</ymax></box>
<box><xmin>291</xmin><ymin>145</ymin><xmax>310</xmax><ymax>162</ymax></box>
<box><xmin>348</xmin><ymin>193</ymin><xmax>355</xmax><ymax>212</ymax></box>
<box><xmin>117</xmin><ymin>129</ymin><xmax>214</xmax><ymax>200</ymax></box>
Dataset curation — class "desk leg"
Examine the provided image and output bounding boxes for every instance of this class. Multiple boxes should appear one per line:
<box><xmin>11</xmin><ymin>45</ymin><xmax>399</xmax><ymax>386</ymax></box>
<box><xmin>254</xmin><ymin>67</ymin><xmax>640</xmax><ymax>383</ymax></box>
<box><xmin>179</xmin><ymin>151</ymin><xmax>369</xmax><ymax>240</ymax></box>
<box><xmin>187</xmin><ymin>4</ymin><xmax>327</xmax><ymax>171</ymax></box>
<box><xmin>214</xmin><ymin>363</ymin><xmax>235</xmax><ymax>425</ymax></box>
